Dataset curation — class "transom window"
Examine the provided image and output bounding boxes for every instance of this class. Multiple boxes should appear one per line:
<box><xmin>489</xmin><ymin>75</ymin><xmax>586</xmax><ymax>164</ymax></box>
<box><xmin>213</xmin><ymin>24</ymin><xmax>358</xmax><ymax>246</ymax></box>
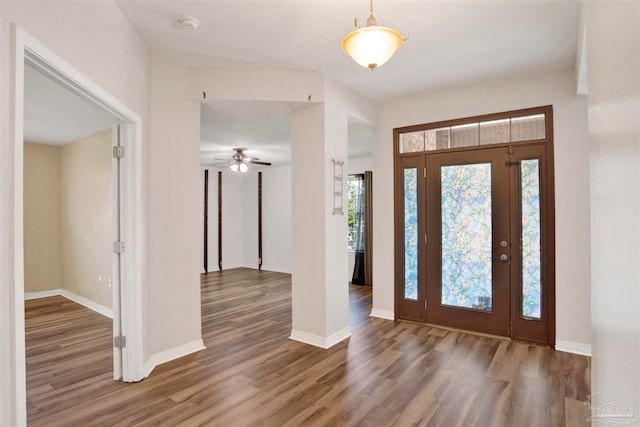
<box><xmin>399</xmin><ymin>113</ymin><xmax>545</xmax><ymax>154</ymax></box>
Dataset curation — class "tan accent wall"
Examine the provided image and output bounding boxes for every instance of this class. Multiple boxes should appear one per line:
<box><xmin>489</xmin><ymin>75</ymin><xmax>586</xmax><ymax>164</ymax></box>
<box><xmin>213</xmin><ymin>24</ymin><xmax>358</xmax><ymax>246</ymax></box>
<box><xmin>23</xmin><ymin>129</ymin><xmax>112</xmax><ymax>309</ymax></box>
<box><xmin>24</xmin><ymin>143</ymin><xmax>63</xmax><ymax>293</ymax></box>
<box><xmin>60</xmin><ymin>129</ymin><xmax>113</xmax><ymax>309</ymax></box>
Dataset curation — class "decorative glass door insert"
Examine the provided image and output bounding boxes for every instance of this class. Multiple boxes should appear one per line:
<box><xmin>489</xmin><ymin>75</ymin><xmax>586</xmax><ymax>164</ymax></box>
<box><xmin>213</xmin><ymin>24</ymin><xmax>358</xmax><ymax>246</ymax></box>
<box><xmin>440</xmin><ymin>163</ymin><xmax>493</xmax><ymax>311</ymax></box>
<box><xmin>403</xmin><ymin>168</ymin><xmax>418</xmax><ymax>300</ymax></box>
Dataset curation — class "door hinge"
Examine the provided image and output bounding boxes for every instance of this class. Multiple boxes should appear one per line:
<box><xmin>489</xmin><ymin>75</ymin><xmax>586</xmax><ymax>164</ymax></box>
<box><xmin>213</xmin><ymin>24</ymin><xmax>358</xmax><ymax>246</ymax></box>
<box><xmin>113</xmin><ymin>241</ymin><xmax>125</xmax><ymax>254</ymax></box>
<box><xmin>505</xmin><ymin>160</ymin><xmax>520</xmax><ymax>167</ymax></box>
<box><xmin>424</xmin><ymin>167</ymin><xmax>427</xmax><ymax>178</ymax></box>
<box><xmin>113</xmin><ymin>146</ymin><xmax>125</xmax><ymax>159</ymax></box>
<box><xmin>114</xmin><ymin>335</ymin><xmax>126</xmax><ymax>349</ymax></box>
<box><xmin>424</xmin><ymin>300</ymin><xmax>427</xmax><ymax>310</ymax></box>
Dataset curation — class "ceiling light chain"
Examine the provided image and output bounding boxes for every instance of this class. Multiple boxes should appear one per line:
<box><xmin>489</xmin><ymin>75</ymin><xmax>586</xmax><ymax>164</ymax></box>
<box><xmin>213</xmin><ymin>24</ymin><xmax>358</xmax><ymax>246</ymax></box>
<box><xmin>367</xmin><ymin>0</ymin><xmax>376</xmax><ymax>26</ymax></box>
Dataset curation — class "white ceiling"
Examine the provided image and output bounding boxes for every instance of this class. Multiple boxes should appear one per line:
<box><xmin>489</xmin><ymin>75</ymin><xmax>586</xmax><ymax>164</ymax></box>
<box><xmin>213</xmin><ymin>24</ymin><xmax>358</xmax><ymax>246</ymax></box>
<box><xmin>24</xmin><ymin>1</ymin><xmax>581</xmax><ymax>164</ymax></box>
<box><xmin>115</xmin><ymin>0</ymin><xmax>580</xmax><ymax>100</ymax></box>
<box><xmin>23</xmin><ymin>63</ymin><xmax>116</xmax><ymax>146</ymax></box>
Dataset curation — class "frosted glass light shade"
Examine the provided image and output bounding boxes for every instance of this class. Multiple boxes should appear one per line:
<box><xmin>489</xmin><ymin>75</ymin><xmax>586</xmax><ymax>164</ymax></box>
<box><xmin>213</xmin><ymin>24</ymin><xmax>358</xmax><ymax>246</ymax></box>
<box><xmin>342</xmin><ymin>26</ymin><xmax>404</xmax><ymax>69</ymax></box>
<box><xmin>239</xmin><ymin>163</ymin><xmax>248</xmax><ymax>173</ymax></box>
<box><xmin>230</xmin><ymin>163</ymin><xmax>238</xmax><ymax>173</ymax></box>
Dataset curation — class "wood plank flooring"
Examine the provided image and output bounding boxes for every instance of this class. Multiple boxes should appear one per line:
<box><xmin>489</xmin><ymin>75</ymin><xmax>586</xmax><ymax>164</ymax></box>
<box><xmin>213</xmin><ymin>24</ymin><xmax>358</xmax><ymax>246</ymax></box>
<box><xmin>25</xmin><ymin>268</ymin><xmax>591</xmax><ymax>426</ymax></box>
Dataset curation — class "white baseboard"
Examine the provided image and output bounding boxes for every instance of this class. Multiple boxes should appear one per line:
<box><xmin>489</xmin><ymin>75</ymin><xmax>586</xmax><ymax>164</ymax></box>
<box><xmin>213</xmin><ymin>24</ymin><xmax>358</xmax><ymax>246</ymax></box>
<box><xmin>24</xmin><ymin>289</ymin><xmax>62</xmax><ymax>300</ymax></box>
<box><xmin>556</xmin><ymin>340</ymin><xmax>592</xmax><ymax>356</ymax></box>
<box><xmin>370</xmin><ymin>308</ymin><xmax>394</xmax><ymax>320</ymax></box>
<box><xmin>289</xmin><ymin>327</ymin><xmax>352</xmax><ymax>349</ymax></box>
<box><xmin>260</xmin><ymin>265</ymin><xmax>292</xmax><ymax>274</ymax></box>
<box><xmin>25</xmin><ymin>288</ymin><xmax>113</xmax><ymax>319</ymax></box>
<box><xmin>143</xmin><ymin>339</ymin><xmax>206</xmax><ymax>378</ymax></box>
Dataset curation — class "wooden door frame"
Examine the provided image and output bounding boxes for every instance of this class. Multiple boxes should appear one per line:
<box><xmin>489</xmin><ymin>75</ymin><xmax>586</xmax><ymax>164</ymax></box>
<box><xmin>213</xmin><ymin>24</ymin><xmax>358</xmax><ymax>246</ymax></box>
<box><xmin>394</xmin><ymin>155</ymin><xmax>426</xmax><ymax>323</ymax></box>
<box><xmin>393</xmin><ymin>105</ymin><xmax>556</xmax><ymax>347</ymax></box>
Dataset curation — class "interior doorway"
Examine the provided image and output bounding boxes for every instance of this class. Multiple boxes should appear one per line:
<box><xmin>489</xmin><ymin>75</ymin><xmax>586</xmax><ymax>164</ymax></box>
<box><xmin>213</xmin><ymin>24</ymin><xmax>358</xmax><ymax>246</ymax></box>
<box><xmin>11</xmin><ymin>25</ymin><xmax>145</xmax><ymax>423</ymax></box>
<box><xmin>394</xmin><ymin>106</ymin><xmax>555</xmax><ymax>346</ymax></box>
<box><xmin>22</xmin><ymin>57</ymin><xmax>118</xmax><ymax>389</ymax></box>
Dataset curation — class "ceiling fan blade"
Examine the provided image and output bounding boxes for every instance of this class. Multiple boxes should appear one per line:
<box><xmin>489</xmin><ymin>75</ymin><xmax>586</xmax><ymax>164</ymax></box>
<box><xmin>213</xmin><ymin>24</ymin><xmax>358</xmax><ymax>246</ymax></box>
<box><xmin>207</xmin><ymin>161</ymin><xmax>232</xmax><ymax>166</ymax></box>
<box><xmin>250</xmin><ymin>160</ymin><xmax>272</xmax><ymax>166</ymax></box>
<box><xmin>213</xmin><ymin>158</ymin><xmax>233</xmax><ymax>162</ymax></box>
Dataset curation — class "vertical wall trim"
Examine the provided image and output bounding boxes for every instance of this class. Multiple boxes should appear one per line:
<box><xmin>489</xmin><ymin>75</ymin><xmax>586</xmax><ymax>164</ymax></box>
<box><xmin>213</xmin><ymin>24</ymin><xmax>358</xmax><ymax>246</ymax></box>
<box><xmin>218</xmin><ymin>171</ymin><xmax>222</xmax><ymax>271</ymax></box>
<box><xmin>203</xmin><ymin>169</ymin><xmax>208</xmax><ymax>273</ymax></box>
<box><xmin>258</xmin><ymin>172</ymin><xmax>263</xmax><ymax>270</ymax></box>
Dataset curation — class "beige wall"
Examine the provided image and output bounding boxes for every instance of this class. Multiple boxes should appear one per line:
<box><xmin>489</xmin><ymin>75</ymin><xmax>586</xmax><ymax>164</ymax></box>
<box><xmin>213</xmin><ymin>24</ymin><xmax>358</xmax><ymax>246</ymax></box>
<box><xmin>60</xmin><ymin>130</ymin><xmax>113</xmax><ymax>309</ymax></box>
<box><xmin>23</xmin><ymin>130</ymin><xmax>113</xmax><ymax>309</ymax></box>
<box><xmin>23</xmin><ymin>143</ymin><xmax>62</xmax><ymax>293</ymax></box>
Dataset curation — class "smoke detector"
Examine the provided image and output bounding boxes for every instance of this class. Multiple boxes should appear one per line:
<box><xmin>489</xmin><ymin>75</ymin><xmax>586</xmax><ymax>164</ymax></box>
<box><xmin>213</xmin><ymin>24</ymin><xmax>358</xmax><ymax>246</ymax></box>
<box><xmin>179</xmin><ymin>17</ymin><xmax>200</xmax><ymax>31</ymax></box>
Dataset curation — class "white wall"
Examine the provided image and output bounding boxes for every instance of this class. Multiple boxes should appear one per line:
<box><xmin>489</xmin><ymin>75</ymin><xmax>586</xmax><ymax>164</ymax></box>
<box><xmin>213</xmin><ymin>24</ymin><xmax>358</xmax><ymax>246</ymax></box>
<box><xmin>242</xmin><ymin>172</ymin><xmax>259</xmax><ymax>269</ymax></box>
<box><xmin>199</xmin><ymin>166</ymin><xmax>292</xmax><ymax>273</ymax></box>
<box><xmin>373</xmin><ymin>69</ymin><xmax>591</xmax><ymax>348</ymax></box>
<box><xmin>261</xmin><ymin>166</ymin><xmax>292</xmax><ymax>273</ymax></box>
<box><xmin>347</xmin><ymin>155</ymin><xmax>372</xmax><ymax>175</ymax></box>
<box><xmin>583</xmin><ymin>0</ymin><xmax>640</xmax><ymax>413</ymax></box>
<box><xmin>147</xmin><ymin>52</ymin><xmax>202</xmax><ymax>358</ymax></box>
<box><xmin>0</xmin><ymin>2</ymin><xmax>150</xmax><ymax>424</ymax></box>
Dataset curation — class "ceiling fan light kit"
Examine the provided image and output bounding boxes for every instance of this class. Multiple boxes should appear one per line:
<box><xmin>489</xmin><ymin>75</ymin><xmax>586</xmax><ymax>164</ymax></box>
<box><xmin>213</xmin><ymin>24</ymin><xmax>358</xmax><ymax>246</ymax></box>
<box><xmin>342</xmin><ymin>0</ymin><xmax>408</xmax><ymax>70</ymax></box>
<box><xmin>210</xmin><ymin>148</ymin><xmax>272</xmax><ymax>175</ymax></box>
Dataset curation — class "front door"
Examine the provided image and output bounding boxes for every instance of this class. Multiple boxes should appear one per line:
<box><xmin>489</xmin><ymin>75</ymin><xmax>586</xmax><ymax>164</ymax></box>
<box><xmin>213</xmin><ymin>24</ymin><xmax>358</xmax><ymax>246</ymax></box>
<box><xmin>425</xmin><ymin>148</ymin><xmax>511</xmax><ymax>336</ymax></box>
<box><xmin>394</xmin><ymin>106</ymin><xmax>554</xmax><ymax>346</ymax></box>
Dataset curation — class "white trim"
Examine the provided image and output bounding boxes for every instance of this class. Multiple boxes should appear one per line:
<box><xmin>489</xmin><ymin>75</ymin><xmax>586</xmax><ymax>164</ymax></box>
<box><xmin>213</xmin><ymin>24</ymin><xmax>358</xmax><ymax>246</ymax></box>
<box><xmin>221</xmin><ymin>263</ymin><xmax>246</xmax><ymax>270</ymax></box>
<box><xmin>259</xmin><ymin>265</ymin><xmax>292</xmax><ymax>274</ymax></box>
<box><xmin>24</xmin><ymin>289</ymin><xmax>61</xmax><ymax>300</ymax></box>
<box><xmin>143</xmin><ymin>340</ymin><xmax>206</xmax><ymax>378</ymax></box>
<box><xmin>370</xmin><ymin>308</ymin><xmax>395</xmax><ymax>321</ymax></box>
<box><xmin>24</xmin><ymin>289</ymin><xmax>113</xmax><ymax>319</ymax></box>
<box><xmin>289</xmin><ymin>327</ymin><xmax>352</xmax><ymax>349</ymax></box>
<box><xmin>556</xmin><ymin>340</ymin><xmax>592</xmax><ymax>356</ymax></box>
<box><xmin>12</xmin><ymin>26</ymin><xmax>28</xmax><ymax>427</ymax></box>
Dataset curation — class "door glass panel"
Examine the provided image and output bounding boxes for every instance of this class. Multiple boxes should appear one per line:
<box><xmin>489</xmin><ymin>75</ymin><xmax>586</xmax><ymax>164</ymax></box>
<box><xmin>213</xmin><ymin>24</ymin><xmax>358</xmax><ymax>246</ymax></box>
<box><xmin>441</xmin><ymin>163</ymin><xmax>492</xmax><ymax>311</ymax></box>
<box><xmin>521</xmin><ymin>159</ymin><xmax>542</xmax><ymax>319</ymax></box>
<box><xmin>403</xmin><ymin>168</ymin><xmax>418</xmax><ymax>300</ymax></box>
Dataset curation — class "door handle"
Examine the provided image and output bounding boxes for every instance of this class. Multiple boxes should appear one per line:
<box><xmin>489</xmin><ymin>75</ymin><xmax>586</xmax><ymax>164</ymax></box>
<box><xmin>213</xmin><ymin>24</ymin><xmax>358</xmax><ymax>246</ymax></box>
<box><xmin>499</xmin><ymin>254</ymin><xmax>509</xmax><ymax>261</ymax></box>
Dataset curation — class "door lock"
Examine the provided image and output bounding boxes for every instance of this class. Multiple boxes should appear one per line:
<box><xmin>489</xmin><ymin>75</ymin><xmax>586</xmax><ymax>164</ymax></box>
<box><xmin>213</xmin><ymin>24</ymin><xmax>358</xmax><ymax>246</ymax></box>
<box><xmin>499</xmin><ymin>254</ymin><xmax>509</xmax><ymax>261</ymax></box>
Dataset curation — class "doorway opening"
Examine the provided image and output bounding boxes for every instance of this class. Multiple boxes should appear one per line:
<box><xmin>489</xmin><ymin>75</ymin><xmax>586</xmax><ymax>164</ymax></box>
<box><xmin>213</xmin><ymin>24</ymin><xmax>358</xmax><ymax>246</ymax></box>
<box><xmin>23</xmin><ymin>59</ymin><xmax>118</xmax><ymax>420</ymax></box>
<box><xmin>393</xmin><ymin>106</ymin><xmax>555</xmax><ymax>346</ymax></box>
<box><xmin>11</xmin><ymin>25</ymin><xmax>144</xmax><ymax>424</ymax></box>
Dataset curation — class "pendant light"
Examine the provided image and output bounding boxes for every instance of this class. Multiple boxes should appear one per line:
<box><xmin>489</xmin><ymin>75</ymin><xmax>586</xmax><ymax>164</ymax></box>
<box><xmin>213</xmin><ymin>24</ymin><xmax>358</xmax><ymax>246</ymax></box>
<box><xmin>341</xmin><ymin>0</ymin><xmax>408</xmax><ymax>70</ymax></box>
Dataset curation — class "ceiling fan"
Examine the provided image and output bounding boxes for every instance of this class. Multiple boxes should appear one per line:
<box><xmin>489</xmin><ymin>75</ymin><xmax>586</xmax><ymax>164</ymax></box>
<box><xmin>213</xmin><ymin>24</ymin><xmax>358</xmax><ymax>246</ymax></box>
<box><xmin>210</xmin><ymin>148</ymin><xmax>272</xmax><ymax>174</ymax></box>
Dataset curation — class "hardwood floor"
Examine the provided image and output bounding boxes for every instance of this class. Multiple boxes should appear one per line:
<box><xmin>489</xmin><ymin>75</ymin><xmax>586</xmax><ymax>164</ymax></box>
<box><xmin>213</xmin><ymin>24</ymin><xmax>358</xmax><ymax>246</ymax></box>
<box><xmin>25</xmin><ymin>268</ymin><xmax>591</xmax><ymax>426</ymax></box>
